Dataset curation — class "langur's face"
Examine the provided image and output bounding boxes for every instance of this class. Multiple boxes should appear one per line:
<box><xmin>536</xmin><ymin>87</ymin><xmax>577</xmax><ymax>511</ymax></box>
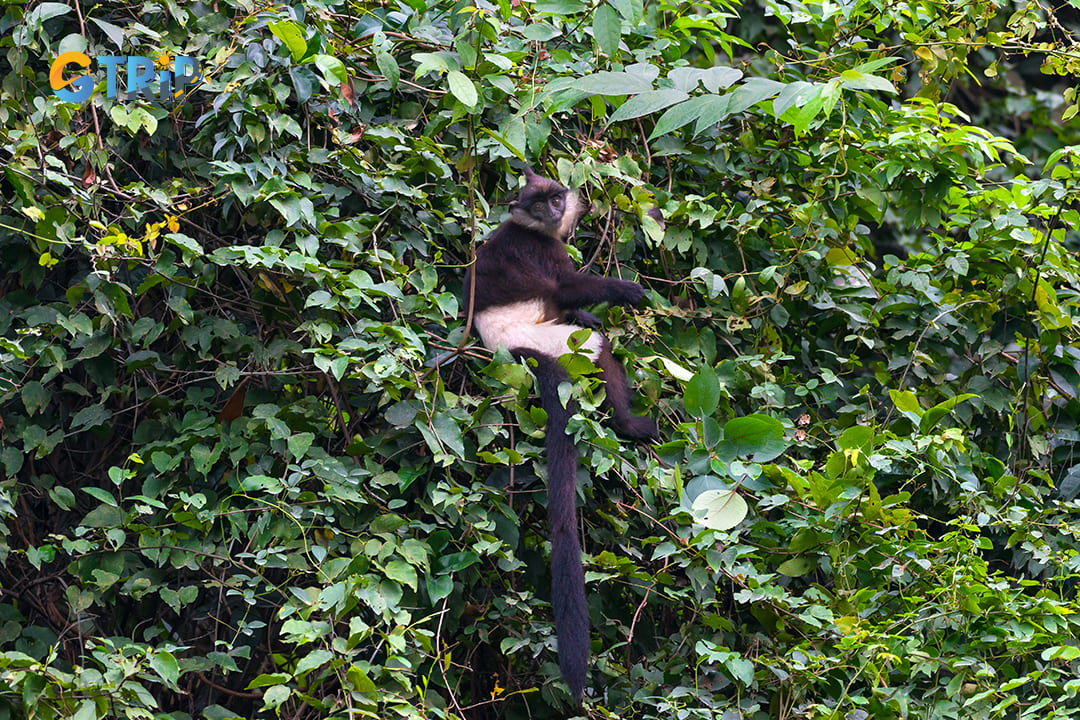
<box><xmin>510</xmin><ymin>169</ymin><xmax>587</xmax><ymax>240</ymax></box>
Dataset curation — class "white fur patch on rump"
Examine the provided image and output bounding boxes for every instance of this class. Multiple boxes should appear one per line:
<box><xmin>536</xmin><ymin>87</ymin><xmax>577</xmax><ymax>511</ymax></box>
<box><xmin>474</xmin><ymin>299</ymin><xmax>603</xmax><ymax>359</ymax></box>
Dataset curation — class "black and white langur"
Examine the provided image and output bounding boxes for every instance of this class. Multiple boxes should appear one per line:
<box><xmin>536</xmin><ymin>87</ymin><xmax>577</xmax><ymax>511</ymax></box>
<box><xmin>463</xmin><ymin>167</ymin><xmax>658</xmax><ymax>703</ymax></box>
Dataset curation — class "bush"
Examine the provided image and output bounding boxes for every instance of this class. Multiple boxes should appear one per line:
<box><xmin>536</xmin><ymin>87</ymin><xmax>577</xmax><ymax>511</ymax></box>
<box><xmin>2</xmin><ymin>0</ymin><xmax>1080</xmax><ymax>717</ymax></box>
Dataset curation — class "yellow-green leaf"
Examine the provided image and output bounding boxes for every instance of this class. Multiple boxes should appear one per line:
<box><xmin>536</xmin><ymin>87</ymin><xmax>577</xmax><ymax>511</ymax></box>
<box><xmin>447</xmin><ymin>70</ymin><xmax>478</xmax><ymax>106</ymax></box>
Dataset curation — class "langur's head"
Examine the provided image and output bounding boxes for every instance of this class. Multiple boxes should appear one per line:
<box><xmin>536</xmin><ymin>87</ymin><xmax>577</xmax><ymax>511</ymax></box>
<box><xmin>509</xmin><ymin>167</ymin><xmax>588</xmax><ymax>240</ymax></box>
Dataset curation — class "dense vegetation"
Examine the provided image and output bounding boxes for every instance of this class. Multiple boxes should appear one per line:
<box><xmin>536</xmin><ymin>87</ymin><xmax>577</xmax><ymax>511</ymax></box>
<box><xmin>3</xmin><ymin>0</ymin><xmax>1080</xmax><ymax>717</ymax></box>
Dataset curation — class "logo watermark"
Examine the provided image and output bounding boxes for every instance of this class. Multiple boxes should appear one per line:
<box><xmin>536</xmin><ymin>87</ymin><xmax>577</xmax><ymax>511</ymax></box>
<box><xmin>50</xmin><ymin>50</ymin><xmax>201</xmax><ymax>104</ymax></box>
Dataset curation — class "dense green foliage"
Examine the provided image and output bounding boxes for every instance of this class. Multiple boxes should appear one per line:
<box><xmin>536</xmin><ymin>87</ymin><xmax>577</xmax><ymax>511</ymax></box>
<box><xmin>3</xmin><ymin>0</ymin><xmax>1080</xmax><ymax>717</ymax></box>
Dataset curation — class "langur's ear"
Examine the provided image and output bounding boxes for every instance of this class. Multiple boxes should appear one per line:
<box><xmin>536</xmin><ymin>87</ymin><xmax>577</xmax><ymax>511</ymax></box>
<box><xmin>512</xmin><ymin>167</ymin><xmax>538</xmax><ymax>205</ymax></box>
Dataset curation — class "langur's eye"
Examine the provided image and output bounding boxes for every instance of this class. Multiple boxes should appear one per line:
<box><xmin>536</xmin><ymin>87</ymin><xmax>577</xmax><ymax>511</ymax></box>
<box><xmin>551</xmin><ymin>195</ymin><xmax>564</xmax><ymax>209</ymax></box>
<box><xmin>532</xmin><ymin>201</ymin><xmax>544</xmax><ymax>213</ymax></box>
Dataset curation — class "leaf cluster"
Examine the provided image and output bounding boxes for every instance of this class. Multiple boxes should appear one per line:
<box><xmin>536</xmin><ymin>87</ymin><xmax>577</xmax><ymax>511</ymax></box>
<box><xmin>2</xmin><ymin>0</ymin><xmax>1080</xmax><ymax>718</ymax></box>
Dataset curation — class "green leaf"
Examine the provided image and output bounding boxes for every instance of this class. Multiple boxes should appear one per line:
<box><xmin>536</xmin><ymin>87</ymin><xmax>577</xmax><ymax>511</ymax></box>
<box><xmin>165</xmin><ymin>293</ymin><xmax>193</xmax><ymax>323</ymax></box>
<box><xmin>850</xmin><ymin>57</ymin><xmax>901</xmax><ymax>74</ymax></box>
<box><xmin>771</xmin><ymin>80</ymin><xmax>817</xmax><ymax>118</ymax></box>
<box><xmin>240</xmin><ymin>474</ymin><xmax>282</xmax><ymax>493</ymax></box>
<box><xmin>1042</xmin><ymin>645</ymin><xmax>1080</xmax><ymax>661</ymax></box>
<box><xmin>21</xmin><ymin>381</ymin><xmax>49</xmax><ymax>415</ymax></box>
<box><xmin>945</xmin><ymin>254</ymin><xmax>969</xmax><ymax>276</ymax></box>
<box><xmin>262</xmin><ymin>684</ymin><xmax>291</xmax><ymax>709</ymax></box>
<box><xmin>385</xmin><ymin>401</ymin><xmax>418</xmax><ymax>427</ymax></box>
<box><xmin>269</xmin><ymin>21</ymin><xmax>308</xmax><ymax>61</ymax></box>
<box><xmin>49</xmin><ymin>486</ymin><xmax>76</xmax><ymax>511</ymax></box>
<box><xmin>522</xmin><ymin>22</ymin><xmax>562</xmax><ymax>42</ymax></box>
<box><xmin>447</xmin><ymin>70</ymin><xmax>478</xmax><ymax>107</ymax></box>
<box><xmin>726</xmin><ymin>77</ymin><xmax>785</xmax><ymax>115</ymax></box>
<box><xmin>650</xmin><ymin>94</ymin><xmax>730</xmax><ymax>139</ymax></box>
<box><xmin>399</xmin><ymin>539</ymin><xmax>429</xmax><ymax>567</ymax></box>
<box><xmin>690</xmin><ymin>266</ymin><xmax>727</xmax><ymax>298</ymax></box>
<box><xmin>318</xmin><ymin>582</ymin><xmax>347</xmax><ymax>610</ymax></box>
<box><xmin>26</xmin><ymin>545</ymin><xmax>47</xmax><ymax>570</ymax></box>
<box><xmin>130</xmin><ymin>107</ymin><xmax>157</xmax><ymax>135</ymax></box>
<box><xmin>426</xmin><ymin>574</ymin><xmax>454</xmax><ymax>603</ymax></box>
<box><xmin>150</xmin><ymin>650</ymin><xmax>180</xmax><ymax>687</ymax></box>
<box><xmin>89</xmin><ymin>17</ymin><xmax>125</xmax><ymax>50</ymax></box>
<box><xmin>593</xmin><ymin>5</ymin><xmax>621</xmax><ymax>57</ymax></box>
<box><xmin>306</xmin><ymin>289</ymin><xmax>330</xmax><ymax>308</ymax></box>
<box><xmin>212</xmin><ymin>371</ymin><xmax>241</xmax><ymax>401</ymax></box>
<box><xmin>81</xmin><ymin>503</ymin><xmax>123</xmax><ymax>528</ymax></box>
<box><xmin>777</xmin><ymin>557</ymin><xmax>814</xmax><ymax>577</ymax></box>
<box><xmin>83</xmin><ymin>486</ymin><xmax>118</xmax><ymax>506</ymax></box>
<box><xmin>72</xmin><ymin>700</ymin><xmax>96</xmax><ymax>720</ymax></box>
<box><xmin>608</xmin><ymin>0</ymin><xmax>642</xmax><ymax>21</ymax></box>
<box><xmin>824</xmin><ymin>246</ymin><xmax>858</xmax><ymax>266</ymax></box>
<box><xmin>428</xmin><ymin>411</ymin><xmax>465</xmax><ymax>458</ymax></box>
<box><xmin>70</xmin><ymin>403</ymin><xmax>111</xmax><ymax>432</ymax></box>
<box><xmin>640</xmin><ymin>354</ymin><xmax>694</xmax><ymax>381</ymax></box>
<box><xmin>692</xmin><ymin>489</ymin><xmax>748</xmax><ymax>530</ymax></box>
<box><xmin>684</xmin><ymin>475</ymin><xmax>726</xmax><ymax>506</ymax></box>
<box><xmin>574</xmin><ymin>67</ymin><xmax>657</xmax><ymax>96</ymax></box>
<box><xmin>2</xmin><ymin>446</ymin><xmax>23</xmax><ymax>477</ymax></box>
<box><xmin>384</xmin><ymin>560</ymin><xmax>418</xmax><ymax>590</ymax></box>
<box><xmin>609</xmin><ymin>88</ymin><xmax>689</xmax><ymax>123</ymax></box>
<box><xmin>920</xmin><ymin>393</ymin><xmax>977</xmax><ymax>434</ymax></box>
<box><xmin>789</xmin><ymin>528</ymin><xmax>821</xmax><ymax>552</ymax></box>
<box><xmin>685</xmin><ymin>366</ymin><xmax>720</xmax><ymax>417</ymax></box>
<box><xmin>207</xmin><ymin>651</ymin><xmax>241</xmax><ymax>674</ymax></box>
<box><xmin>533</xmin><ymin>0</ymin><xmax>586</xmax><ymax>13</ymax></box>
<box><xmin>202</xmin><ymin>706</ymin><xmax>242</xmax><ymax>720</ymax></box>
<box><xmin>314</xmin><ymin>54</ymin><xmax>347</xmax><ymax>84</ymax></box>
<box><xmin>287</xmin><ymin>432</ymin><xmax>315</xmax><ymax>461</ymax></box>
<box><xmin>376</xmin><ymin>50</ymin><xmax>400</xmax><ymax>88</ymax></box>
<box><xmin>720</xmin><ymin>414</ymin><xmax>787</xmax><ymax>462</ymax></box>
<box><xmin>839</xmin><ymin>70</ymin><xmax>897</xmax><ymax>94</ymax></box>
<box><xmin>668</xmin><ymin>66</ymin><xmax>742</xmax><ymax>93</ymax></box>
<box><xmin>295</xmin><ymin>648</ymin><xmax>333</xmax><ymax>676</ymax></box>
<box><xmin>412</xmin><ymin>52</ymin><xmax>459</xmax><ymax>79</ymax></box>
<box><xmin>347</xmin><ymin>665</ymin><xmax>377</xmax><ymax>693</ymax></box>
<box><xmin>836</xmin><ymin>425</ymin><xmax>873</xmax><ymax>453</ymax></box>
<box><xmin>437</xmin><ymin>551</ymin><xmax>479</xmax><ymax>573</ymax></box>
<box><xmin>26</xmin><ymin>2</ymin><xmax>71</xmax><ymax>23</ymax></box>
<box><xmin>77</xmin><ymin>332</ymin><xmax>112</xmax><ymax>360</ymax></box>
<box><xmin>784</xmin><ymin>89</ymin><xmax>828</xmax><ymax>135</ymax></box>
<box><xmin>725</xmin><ymin>657</ymin><xmax>755</xmax><ymax>686</ymax></box>
<box><xmin>247</xmin><ymin>673</ymin><xmax>290</xmax><ymax>689</ymax></box>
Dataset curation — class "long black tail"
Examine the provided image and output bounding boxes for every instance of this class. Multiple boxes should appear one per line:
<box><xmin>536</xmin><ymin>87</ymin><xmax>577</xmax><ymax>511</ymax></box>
<box><xmin>514</xmin><ymin>349</ymin><xmax>588</xmax><ymax>704</ymax></box>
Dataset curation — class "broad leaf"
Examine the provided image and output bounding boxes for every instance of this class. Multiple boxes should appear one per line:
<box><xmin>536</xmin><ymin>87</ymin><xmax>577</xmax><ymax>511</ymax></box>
<box><xmin>609</xmin><ymin>89</ymin><xmax>689</xmax><ymax>123</ymax></box>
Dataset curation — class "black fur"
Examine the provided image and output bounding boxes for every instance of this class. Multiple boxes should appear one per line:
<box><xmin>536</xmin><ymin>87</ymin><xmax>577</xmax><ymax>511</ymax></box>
<box><xmin>465</xmin><ymin>167</ymin><xmax>657</xmax><ymax>439</ymax></box>
<box><xmin>515</xmin><ymin>349</ymin><xmax>589</xmax><ymax>702</ymax></box>
<box><xmin>464</xmin><ymin>168</ymin><xmax>657</xmax><ymax>703</ymax></box>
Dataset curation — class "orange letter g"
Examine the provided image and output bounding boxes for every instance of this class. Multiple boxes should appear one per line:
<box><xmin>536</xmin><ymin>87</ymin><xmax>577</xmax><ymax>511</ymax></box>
<box><xmin>51</xmin><ymin>51</ymin><xmax>93</xmax><ymax>102</ymax></box>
